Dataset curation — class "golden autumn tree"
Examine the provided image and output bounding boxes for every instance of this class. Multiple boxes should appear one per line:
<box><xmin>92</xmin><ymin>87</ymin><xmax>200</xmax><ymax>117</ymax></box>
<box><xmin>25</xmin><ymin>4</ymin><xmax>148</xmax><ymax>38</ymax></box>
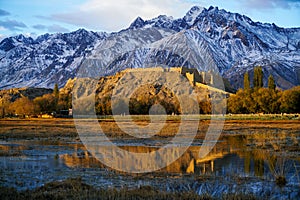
<box><xmin>33</xmin><ymin>94</ymin><xmax>57</xmax><ymax>113</ymax></box>
<box><xmin>9</xmin><ymin>96</ymin><xmax>35</xmax><ymax>117</ymax></box>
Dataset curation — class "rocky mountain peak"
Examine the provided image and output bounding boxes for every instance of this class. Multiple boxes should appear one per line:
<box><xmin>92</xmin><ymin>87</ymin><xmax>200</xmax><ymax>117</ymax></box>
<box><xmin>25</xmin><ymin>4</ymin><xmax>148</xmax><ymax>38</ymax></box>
<box><xmin>129</xmin><ymin>17</ymin><xmax>145</xmax><ymax>29</ymax></box>
<box><xmin>0</xmin><ymin>6</ymin><xmax>299</xmax><ymax>90</ymax></box>
<box><xmin>0</xmin><ymin>37</ymin><xmax>16</xmax><ymax>52</ymax></box>
<box><xmin>183</xmin><ymin>5</ymin><xmax>204</xmax><ymax>26</ymax></box>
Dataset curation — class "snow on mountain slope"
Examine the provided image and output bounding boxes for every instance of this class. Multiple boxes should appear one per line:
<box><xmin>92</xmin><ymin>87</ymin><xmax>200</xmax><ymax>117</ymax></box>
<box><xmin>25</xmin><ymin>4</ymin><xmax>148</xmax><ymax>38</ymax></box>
<box><xmin>102</xmin><ymin>29</ymin><xmax>219</xmax><ymax>73</ymax></box>
<box><xmin>0</xmin><ymin>29</ymin><xmax>108</xmax><ymax>89</ymax></box>
<box><xmin>77</xmin><ymin>27</ymin><xmax>177</xmax><ymax>78</ymax></box>
<box><xmin>0</xmin><ymin>6</ymin><xmax>299</xmax><ymax>90</ymax></box>
<box><xmin>110</xmin><ymin>6</ymin><xmax>300</xmax><ymax>89</ymax></box>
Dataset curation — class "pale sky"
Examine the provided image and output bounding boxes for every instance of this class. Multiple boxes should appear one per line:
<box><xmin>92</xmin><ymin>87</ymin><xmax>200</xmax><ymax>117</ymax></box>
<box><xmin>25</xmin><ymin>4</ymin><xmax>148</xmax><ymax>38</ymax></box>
<box><xmin>0</xmin><ymin>0</ymin><xmax>300</xmax><ymax>40</ymax></box>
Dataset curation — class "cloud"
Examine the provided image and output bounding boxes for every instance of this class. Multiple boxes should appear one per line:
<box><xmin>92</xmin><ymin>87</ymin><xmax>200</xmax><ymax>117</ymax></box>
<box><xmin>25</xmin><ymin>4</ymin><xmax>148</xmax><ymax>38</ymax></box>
<box><xmin>0</xmin><ymin>26</ymin><xmax>7</xmax><ymax>31</ymax></box>
<box><xmin>240</xmin><ymin>0</ymin><xmax>300</xmax><ymax>9</ymax></box>
<box><xmin>47</xmin><ymin>24</ymin><xmax>69</xmax><ymax>33</ymax></box>
<box><xmin>0</xmin><ymin>9</ymin><xmax>10</xmax><ymax>17</ymax></box>
<box><xmin>46</xmin><ymin>0</ymin><xmax>194</xmax><ymax>31</ymax></box>
<box><xmin>32</xmin><ymin>24</ymin><xmax>47</xmax><ymax>30</ymax></box>
<box><xmin>0</xmin><ymin>19</ymin><xmax>27</xmax><ymax>31</ymax></box>
<box><xmin>33</xmin><ymin>23</ymin><xmax>69</xmax><ymax>33</ymax></box>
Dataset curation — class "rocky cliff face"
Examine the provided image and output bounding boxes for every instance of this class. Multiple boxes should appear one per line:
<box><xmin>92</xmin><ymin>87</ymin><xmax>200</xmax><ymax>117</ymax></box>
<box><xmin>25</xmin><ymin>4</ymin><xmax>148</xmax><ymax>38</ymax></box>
<box><xmin>0</xmin><ymin>6</ymin><xmax>299</xmax><ymax>90</ymax></box>
<box><xmin>0</xmin><ymin>87</ymin><xmax>52</xmax><ymax>102</ymax></box>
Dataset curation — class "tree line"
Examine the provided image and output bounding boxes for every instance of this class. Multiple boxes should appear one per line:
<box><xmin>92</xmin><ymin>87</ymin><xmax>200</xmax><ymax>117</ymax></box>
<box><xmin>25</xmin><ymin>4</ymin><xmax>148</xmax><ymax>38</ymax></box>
<box><xmin>228</xmin><ymin>66</ymin><xmax>300</xmax><ymax>114</ymax></box>
<box><xmin>2</xmin><ymin>83</ymin><xmax>219</xmax><ymax>117</ymax></box>
<box><xmin>1</xmin><ymin>84</ymin><xmax>72</xmax><ymax>117</ymax></box>
<box><xmin>1</xmin><ymin>67</ymin><xmax>299</xmax><ymax>118</ymax></box>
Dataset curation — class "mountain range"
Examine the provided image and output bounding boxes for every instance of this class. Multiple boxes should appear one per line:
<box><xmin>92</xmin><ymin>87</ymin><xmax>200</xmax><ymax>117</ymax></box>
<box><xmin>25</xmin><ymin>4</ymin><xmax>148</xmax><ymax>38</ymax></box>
<box><xmin>0</xmin><ymin>6</ymin><xmax>299</xmax><ymax>90</ymax></box>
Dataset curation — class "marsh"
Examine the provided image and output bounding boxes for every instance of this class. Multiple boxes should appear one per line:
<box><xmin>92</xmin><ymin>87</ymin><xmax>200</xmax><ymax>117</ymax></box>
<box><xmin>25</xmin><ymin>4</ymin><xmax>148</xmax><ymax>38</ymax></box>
<box><xmin>0</xmin><ymin>117</ymin><xmax>299</xmax><ymax>199</ymax></box>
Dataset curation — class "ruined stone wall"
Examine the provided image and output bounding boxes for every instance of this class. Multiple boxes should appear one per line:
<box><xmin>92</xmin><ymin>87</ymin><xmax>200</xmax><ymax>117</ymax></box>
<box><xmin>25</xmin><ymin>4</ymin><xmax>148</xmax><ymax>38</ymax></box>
<box><xmin>121</xmin><ymin>67</ymin><xmax>217</xmax><ymax>88</ymax></box>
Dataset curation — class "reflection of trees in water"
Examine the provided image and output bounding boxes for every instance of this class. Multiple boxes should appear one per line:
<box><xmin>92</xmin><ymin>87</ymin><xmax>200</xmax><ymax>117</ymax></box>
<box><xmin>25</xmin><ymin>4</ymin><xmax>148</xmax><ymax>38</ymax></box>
<box><xmin>254</xmin><ymin>158</ymin><xmax>264</xmax><ymax>177</ymax></box>
<box><xmin>245</xmin><ymin>130</ymin><xmax>299</xmax><ymax>186</ymax></box>
<box><xmin>59</xmin><ymin>131</ymin><xmax>299</xmax><ymax>183</ymax></box>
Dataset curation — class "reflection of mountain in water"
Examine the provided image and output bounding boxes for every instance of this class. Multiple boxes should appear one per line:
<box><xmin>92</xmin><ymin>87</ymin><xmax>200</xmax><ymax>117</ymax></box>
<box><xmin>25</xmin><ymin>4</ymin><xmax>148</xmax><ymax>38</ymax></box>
<box><xmin>59</xmin><ymin>135</ymin><xmax>294</xmax><ymax>177</ymax></box>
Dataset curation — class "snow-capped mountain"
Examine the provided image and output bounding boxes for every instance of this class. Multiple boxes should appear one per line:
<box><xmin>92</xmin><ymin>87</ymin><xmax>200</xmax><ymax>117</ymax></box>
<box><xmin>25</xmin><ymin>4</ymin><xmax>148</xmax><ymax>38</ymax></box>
<box><xmin>0</xmin><ymin>29</ymin><xmax>108</xmax><ymax>89</ymax></box>
<box><xmin>0</xmin><ymin>6</ymin><xmax>299</xmax><ymax>90</ymax></box>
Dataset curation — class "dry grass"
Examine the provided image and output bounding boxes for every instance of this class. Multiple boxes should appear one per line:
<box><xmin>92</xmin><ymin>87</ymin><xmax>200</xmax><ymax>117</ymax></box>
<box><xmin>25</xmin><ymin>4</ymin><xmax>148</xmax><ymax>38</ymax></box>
<box><xmin>0</xmin><ymin>119</ymin><xmax>78</xmax><ymax>141</ymax></box>
<box><xmin>0</xmin><ymin>177</ymin><xmax>258</xmax><ymax>200</ymax></box>
<box><xmin>0</xmin><ymin>117</ymin><xmax>299</xmax><ymax>140</ymax></box>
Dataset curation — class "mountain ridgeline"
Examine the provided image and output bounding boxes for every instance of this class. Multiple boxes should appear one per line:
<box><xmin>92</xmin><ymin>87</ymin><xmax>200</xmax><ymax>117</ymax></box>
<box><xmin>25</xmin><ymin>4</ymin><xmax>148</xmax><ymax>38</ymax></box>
<box><xmin>0</xmin><ymin>6</ymin><xmax>299</xmax><ymax>90</ymax></box>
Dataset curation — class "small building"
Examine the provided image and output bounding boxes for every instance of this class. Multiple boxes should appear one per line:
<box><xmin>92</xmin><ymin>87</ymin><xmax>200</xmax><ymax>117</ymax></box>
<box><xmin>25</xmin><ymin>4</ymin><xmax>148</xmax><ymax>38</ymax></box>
<box><xmin>68</xmin><ymin>109</ymin><xmax>72</xmax><ymax>116</ymax></box>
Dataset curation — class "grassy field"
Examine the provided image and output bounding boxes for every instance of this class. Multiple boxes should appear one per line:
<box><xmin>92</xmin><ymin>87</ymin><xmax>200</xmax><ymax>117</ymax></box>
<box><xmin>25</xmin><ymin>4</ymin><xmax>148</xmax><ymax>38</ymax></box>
<box><xmin>95</xmin><ymin>113</ymin><xmax>300</xmax><ymax>121</ymax></box>
<box><xmin>0</xmin><ymin>115</ymin><xmax>299</xmax><ymax>140</ymax></box>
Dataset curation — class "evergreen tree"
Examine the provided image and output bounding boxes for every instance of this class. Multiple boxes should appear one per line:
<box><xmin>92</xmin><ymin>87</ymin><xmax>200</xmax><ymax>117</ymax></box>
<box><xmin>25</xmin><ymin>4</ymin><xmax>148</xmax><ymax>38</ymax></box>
<box><xmin>243</xmin><ymin>72</ymin><xmax>250</xmax><ymax>91</ymax></box>
<box><xmin>0</xmin><ymin>94</ymin><xmax>11</xmax><ymax>118</ymax></box>
<box><xmin>53</xmin><ymin>83</ymin><xmax>59</xmax><ymax>98</ymax></box>
<box><xmin>268</xmin><ymin>75</ymin><xmax>276</xmax><ymax>90</ymax></box>
<box><xmin>53</xmin><ymin>83</ymin><xmax>59</xmax><ymax>111</ymax></box>
<box><xmin>253</xmin><ymin>66</ymin><xmax>263</xmax><ymax>89</ymax></box>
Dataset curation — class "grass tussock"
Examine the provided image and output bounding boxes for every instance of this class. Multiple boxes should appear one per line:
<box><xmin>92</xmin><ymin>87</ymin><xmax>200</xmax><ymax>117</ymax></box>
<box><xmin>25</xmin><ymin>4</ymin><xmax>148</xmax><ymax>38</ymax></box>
<box><xmin>0</xmin><ymin>178</ymin><xmax>258</xmax><ymax>200</ymax></box>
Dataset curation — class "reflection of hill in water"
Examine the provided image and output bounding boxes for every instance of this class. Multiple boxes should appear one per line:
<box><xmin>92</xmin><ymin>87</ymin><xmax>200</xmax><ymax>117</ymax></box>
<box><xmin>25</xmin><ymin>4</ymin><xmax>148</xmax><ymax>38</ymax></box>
<box><xmin>1</xmin><ymin>130</ymin><xmax>299</xmax><ymax>194</ymax></box>
<box><xmin>0</xmin><ymin>144</ymin><xmax>27</xmax><ymax>151</ymax></box>
<box><xmin>59</xmin><ymin>135</ymin><xmax>278</xmax><ymax>175</ymax></box>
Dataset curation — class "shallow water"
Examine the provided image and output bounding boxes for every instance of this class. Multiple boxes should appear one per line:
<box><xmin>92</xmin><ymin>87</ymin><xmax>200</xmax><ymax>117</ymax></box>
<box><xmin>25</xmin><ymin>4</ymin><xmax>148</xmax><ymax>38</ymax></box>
<box><xmin>0</xmin><ymin>131</ymin><xmax>300</xmax><ymax>199</ymax></box>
